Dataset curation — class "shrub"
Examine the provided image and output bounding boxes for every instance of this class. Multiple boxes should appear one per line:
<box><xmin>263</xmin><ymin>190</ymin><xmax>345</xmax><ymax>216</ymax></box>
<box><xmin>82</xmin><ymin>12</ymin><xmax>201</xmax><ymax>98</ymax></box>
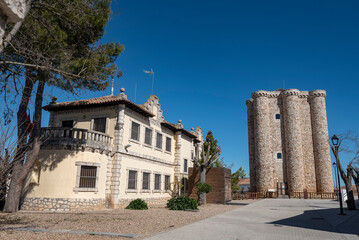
<box><xmin>167</xmin><ymin>196</ymin><xmax>198</xmax><ymax>210</ymax></box>
<box><xmin>196</xmin><ymin>182</ymin><xmax>212</xmax><ymax>194</ymax></box>
<box><xmin>125</xmin><ymin>199</ymin><xmax>148</xmax><ymax>210</ymax></box>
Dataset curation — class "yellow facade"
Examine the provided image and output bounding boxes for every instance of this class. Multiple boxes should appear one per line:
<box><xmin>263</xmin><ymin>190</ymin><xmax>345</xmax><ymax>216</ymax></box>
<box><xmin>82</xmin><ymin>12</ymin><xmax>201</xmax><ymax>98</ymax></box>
<box><xmin>22</xmin><ymin>92</ymin><xmax>203</xmax><ymax>211</ymax></box>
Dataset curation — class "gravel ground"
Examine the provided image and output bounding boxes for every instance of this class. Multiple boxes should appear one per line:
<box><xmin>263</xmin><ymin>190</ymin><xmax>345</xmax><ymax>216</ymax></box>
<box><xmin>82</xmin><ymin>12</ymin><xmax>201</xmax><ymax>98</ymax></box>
<box><xmin>0</xmin><ymin>200</ymin><xmax>256</xmax><ymax>240</ymax></box>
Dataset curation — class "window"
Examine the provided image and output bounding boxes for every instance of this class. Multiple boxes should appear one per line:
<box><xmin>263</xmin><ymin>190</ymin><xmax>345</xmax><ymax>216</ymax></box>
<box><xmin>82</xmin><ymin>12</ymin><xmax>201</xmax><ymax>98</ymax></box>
<box><xmin>275</xmin><ymin>114</ymin><xmax>281</xmax><ymax>120</ymax></box>
<box><xmin>154</xmin><ymin>174</ymin><xmax>161</xmax><ymax>190</ymax></box>
<box><xmin>142</xmin><ymin>172</ymin><xmax>150</xmax><ymax>190</ymax></box>
<box><xmin>128</xmin><ymin>170</ymin><xmax>137</xmax><ymax>189</ymax></box>
<box><xmin>165</xmin><ymin>137</ymin><xmax>171</xmax><ymax>152</ymax></box>
<box><xmin>79</xmin><ymin>166</ymin><xmax>97</xmax><ymax>188</ymax></box>
<box><xmin>184</xmin><ymin>159</ymin><xmax>188</xmax><ymax>173</ymax></box>
<box><xmin>131</xmin><ymin>122</ymin><xmax>140</xmax><ymax>141</ymax></box>
<box><xmin>62</xmin><ymin>120</ymin><xmax>74</xmax><ymax>128</ymax></box>
<box><xmin>165</xmin><ymin>175</ymin><xmax>170</xmax><ymax>190</ymax></box>
<box><xmin>156</xmin><ymin>133</ymin><xmax>163</xmax><ymax>149</ymax></box>
<box><xmin>145</xmin><ymin>128</ymin><xmax>152</xmax><ymax>145</ymax></box>
<box><xmin>93</xmin><ymin>117</ymin><xmax>106</xmax><ymax>133</ymax></box>
<box><xmin>277</xmin><ymin>153</ymin><xmax>282</xmax><ymax>159</ymax></box>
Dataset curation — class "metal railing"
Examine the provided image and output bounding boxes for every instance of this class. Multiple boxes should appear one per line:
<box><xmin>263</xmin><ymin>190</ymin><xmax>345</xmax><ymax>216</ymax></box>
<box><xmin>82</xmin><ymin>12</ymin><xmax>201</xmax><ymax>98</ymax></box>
<box><xmin>40</xmin><ymin>127</ymin><xmax>112</xmax><ymax>151</ymax></box>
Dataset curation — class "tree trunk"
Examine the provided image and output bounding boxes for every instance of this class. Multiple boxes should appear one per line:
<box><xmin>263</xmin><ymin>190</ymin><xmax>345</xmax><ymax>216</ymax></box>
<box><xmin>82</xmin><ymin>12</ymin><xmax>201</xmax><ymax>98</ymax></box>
<box><xmin>351</xmin><ymin>168</ymin><xmax>359</xmax><ymax>200</ymax></box>
<box><xmin>199</xmin><ymin>166</ymin><xmax>206</xmax><ymax>205</ymax></box>
<box><xmin>3</xmin><ymin>68</ymin><xmax>35</xmax><ymax>213</ymax></box>
<box><xmin>2</xmin><ymin>74</ymin><xmax>45</xmax><ymax>213</ymax></box>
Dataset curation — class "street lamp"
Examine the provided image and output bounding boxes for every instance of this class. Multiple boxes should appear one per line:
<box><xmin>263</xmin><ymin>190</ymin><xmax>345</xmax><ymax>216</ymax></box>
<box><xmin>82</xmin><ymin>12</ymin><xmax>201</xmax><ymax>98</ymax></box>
<box><xmin>331</xmin><ymin>134</ymin><xmax>345</xmax><ymax>215</ymax></box>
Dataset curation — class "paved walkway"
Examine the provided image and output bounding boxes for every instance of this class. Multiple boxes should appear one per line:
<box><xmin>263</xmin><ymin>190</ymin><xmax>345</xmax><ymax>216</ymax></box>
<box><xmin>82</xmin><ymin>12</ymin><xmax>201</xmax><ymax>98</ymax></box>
<box><xmin>145</xmin><ymin>199</ymin><xmax>359</xmax><ymax>240</ymax></box>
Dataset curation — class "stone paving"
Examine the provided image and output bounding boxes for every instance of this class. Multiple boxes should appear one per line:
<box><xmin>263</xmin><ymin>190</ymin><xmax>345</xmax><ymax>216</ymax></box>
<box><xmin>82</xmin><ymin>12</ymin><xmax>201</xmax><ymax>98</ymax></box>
<box><xmin>145</xmin><ymin>199</ymin><xmax>359</xmax><ymax>240</ymax></box>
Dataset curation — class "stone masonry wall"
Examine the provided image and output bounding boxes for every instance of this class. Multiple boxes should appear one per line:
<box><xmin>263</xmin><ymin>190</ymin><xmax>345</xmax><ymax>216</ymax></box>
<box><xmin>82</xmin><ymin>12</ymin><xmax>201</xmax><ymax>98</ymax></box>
<box><xmin>247</xmin><ymin>89</ymin><xmax>334</xmax><ymax>194</ymax></box>
<box><xmin>21</xmin><ymin>198</ymin><xmax>106</xmax><ymax>212</ymax></box>
<box><xmin>21</xmin><ymin>197</ymin><xmax>170</xmax><ymax>211</ymax></box>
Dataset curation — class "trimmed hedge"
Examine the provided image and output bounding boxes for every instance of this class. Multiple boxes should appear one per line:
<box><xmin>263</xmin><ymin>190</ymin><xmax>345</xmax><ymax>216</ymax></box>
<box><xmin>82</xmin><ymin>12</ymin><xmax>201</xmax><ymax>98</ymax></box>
<box><xmin>167</xmin><ymin>197</ymin><xmax>198</xmax><ymax>211</ymax></box>
<box><xmin>125</xmin><ymin>198</ymin><xmax>148</xmax><ymax>210</ymax></box>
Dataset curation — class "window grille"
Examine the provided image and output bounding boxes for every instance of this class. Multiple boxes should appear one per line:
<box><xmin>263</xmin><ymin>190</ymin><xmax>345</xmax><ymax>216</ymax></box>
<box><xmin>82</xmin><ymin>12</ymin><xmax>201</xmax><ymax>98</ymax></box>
<box><xmin>142</xmin><ymin>172</ymin><xmax>150</xmax><ymax>190</ymax></box>
<box><xmin>154</xmin><ymin>174</ymin><xmax>161</xmax><ymax>190</ymax></box>
<box><xmin>156</xmin><ymin>133</ymin><xmax>163</xmax><ymax>149</ymax></box>
<box><xmin>93</xmin><ymin>117</ymin><xmax>106</xmax><ymax>133</ymax></box>
<box><xmin>145</xmin><ymin>128</ymin><xmax>152</xmax><ymax>145</ymax></box>
<box><xmin>128</xmin><ymin>170</ymin><xmax>137</xmax><ymax>189</ymax></box>
<box><xmin>79</xmin><ymin>166</ymin><xmax>97</xmax><ymax>188</ymax></box>
<box><xmin>131</xmin><ymin>122</ymin><xmax>140</xmax><ymax>141</ymax></box>
<box><xmin>166</xmin><ymin>137</ymin><xmax>171</xmax><ymax>152</ymax></box>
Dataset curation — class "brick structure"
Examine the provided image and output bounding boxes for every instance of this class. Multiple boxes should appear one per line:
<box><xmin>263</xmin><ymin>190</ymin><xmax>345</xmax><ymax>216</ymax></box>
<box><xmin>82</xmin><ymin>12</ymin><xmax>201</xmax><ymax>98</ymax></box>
<box><xmin>246</xmin><ymin>89</ymin><xmax>333</xmax><ymax>194</ymax></box>
<box><xmin>188</xmin><ymin>167</ymin><xmax>231</xmax><ymax>204</ymax></box>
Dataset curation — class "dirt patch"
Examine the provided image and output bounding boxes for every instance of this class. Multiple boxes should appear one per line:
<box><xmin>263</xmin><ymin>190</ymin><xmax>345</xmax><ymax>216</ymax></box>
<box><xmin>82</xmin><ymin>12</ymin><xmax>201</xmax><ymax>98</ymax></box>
<box><xmin>0</xmin><ymin>200</ymin><xmax>256</xmax><ymax>239</ymax></box>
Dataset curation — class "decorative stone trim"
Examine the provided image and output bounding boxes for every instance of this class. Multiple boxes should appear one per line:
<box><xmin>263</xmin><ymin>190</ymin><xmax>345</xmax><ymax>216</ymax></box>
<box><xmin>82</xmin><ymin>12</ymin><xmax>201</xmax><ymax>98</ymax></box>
<box><xmin>281</xmin><ymin>89</ymin><xmax>300</xmax><ymax>97</ymax></box>
<box><xmin>309</xmin><ymin>90</ymin><xmax>326</xmax><ymax>98</ymax></box>
<box><xmin>245</xmin><ymin>99</ymin><xmax>254</xmax><ymax>105</ymax></box>
<box><xmin>252</xmin><ymin>90</ymin><xmax>281</xmax><ymax>98</ymax></box>
<box><xmin>74</xmin><ymin>162</ymin><xmax>100</xmax><ymax>193</ymax></box>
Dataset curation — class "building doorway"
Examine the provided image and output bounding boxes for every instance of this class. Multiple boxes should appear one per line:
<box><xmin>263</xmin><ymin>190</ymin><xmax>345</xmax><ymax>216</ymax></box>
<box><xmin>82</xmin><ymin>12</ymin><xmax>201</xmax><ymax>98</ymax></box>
<box><xmin>277</xmin><ymin>182</ymin><xmax>288</xmax><ymax>195</ymax></box>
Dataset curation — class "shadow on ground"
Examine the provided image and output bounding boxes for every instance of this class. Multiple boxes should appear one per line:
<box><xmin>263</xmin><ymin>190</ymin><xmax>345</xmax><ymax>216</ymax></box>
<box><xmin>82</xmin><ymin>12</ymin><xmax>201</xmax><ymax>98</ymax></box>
<box><xmin>270</xmin><ymin>207</ymin><xmax>359</xmax><ymax>237</ymax></box>
<box><xmin>225</xmin><ymin>202</ymin><xmax>249</xmax><ymax>206</ymax></box>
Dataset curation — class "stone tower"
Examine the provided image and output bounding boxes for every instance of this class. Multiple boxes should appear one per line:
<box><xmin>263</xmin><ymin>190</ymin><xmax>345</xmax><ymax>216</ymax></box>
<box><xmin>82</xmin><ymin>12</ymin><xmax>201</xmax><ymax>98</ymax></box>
<box><xmin>246</xmin><ymin>89</ymin><xmax>333</xmax><ymax>194</ymax></box>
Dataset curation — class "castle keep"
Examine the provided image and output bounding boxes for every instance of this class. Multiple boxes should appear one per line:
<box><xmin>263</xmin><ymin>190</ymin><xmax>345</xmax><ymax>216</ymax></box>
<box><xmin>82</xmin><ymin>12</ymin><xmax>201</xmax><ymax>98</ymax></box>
<box><xmin>246</xmin><ymin>89</ymin><xmax>333</xmax><ymax>194</ymax></box>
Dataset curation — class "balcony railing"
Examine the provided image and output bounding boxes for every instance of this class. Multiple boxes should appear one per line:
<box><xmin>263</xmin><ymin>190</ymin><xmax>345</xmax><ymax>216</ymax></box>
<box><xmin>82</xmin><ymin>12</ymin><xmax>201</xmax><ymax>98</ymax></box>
<box><xmin>40</xmin><ymin>127</ymin><xmax>112</xmax><ymax>151</ymax></box>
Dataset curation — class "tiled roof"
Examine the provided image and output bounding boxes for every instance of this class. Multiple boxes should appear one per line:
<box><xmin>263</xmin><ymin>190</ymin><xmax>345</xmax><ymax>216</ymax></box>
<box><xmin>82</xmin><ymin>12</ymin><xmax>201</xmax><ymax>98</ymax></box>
<box><xmin>161</xmin><ymin>121</ymin><xmax>199</xmax><ymax>141</ymax></box>
<box><xmin>43</xmin><ymin>95</ymin><xmax>154</xmax><ymax>117</ymax></box>
<box><xmin>238</xmin><ymin>178</ymin><xmax>250</xmax><ymax>185</ymax></box>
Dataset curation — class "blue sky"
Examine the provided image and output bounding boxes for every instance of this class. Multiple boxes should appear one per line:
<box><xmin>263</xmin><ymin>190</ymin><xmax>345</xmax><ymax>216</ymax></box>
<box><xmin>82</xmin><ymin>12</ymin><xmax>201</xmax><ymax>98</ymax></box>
<box><xmin>43</xmin><ymin>1</ymin><xmax>359</xmax><ymax>177</ymax></box>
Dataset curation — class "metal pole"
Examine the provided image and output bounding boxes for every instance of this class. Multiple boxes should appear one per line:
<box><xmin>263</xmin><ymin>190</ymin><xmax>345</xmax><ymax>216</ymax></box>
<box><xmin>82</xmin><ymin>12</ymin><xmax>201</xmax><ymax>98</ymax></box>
<box><xmin>151</xmin><ymin>72</ymin><xmax>154</xmax><ymax>95</ymax></box>
<box><xmin>335</xmin><ymin>146</ymin><xmax>345</xmax><ymax>215</ymax></box>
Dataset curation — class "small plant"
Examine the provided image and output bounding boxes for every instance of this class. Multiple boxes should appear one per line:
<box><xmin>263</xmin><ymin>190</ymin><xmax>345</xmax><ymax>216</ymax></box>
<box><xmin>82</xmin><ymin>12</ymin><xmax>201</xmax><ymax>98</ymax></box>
<box><xmin>196</xmin><ymin>182</ymin><xmax>212</xmax><ymax>194</ymax></box>
<box><xmin>125</xmin><ymin>198</ymin><xmax>148</xmax><ymax>210</ymax></box>
<box><xmin>167</xmin><ymin>197</ymin><xmax>198</xmax><ymax>210</ymax></box>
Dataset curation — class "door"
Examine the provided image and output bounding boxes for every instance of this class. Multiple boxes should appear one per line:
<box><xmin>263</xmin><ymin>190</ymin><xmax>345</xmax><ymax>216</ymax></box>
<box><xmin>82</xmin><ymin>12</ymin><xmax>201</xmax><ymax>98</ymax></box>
<box><xmin>62</xmin><ymin>120</ymin><xmax>74</xmax><ymax>137</ymax></box>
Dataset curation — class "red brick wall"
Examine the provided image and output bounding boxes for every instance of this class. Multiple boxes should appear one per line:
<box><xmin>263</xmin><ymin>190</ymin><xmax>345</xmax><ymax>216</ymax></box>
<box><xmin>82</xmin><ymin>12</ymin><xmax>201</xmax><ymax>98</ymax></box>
<box><xmin>188</xmin><ymin>167</ymin><xmax>232</xmax><ymax>204</ymax></box>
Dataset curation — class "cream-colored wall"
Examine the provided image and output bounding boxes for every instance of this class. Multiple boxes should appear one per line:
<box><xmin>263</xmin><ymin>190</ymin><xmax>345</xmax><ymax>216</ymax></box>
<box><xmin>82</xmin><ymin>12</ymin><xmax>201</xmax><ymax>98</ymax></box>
<box><xmin>118</xmin><ymin>155</ymin><xmax>174</xmax><ymax>199</ymax></box>
<box><xmin>179</xmin><ymin>134</ymin><xmax>194</xmax><ymax>175</ymax></box>
<box><xmin>25</xmin><ymin>149</ymin><xmax>108</xmax><ymax>199</ymax></box>
<box><xmin>122</xmin><ymin>108</ymin><xmax>176</xmax><ymax>162</ymax></box>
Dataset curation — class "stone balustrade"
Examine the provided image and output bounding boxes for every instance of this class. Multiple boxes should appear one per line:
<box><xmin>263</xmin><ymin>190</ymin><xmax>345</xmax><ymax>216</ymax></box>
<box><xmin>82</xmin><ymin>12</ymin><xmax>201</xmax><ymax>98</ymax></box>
<box><xmin>40</xmin><ymin>127</ymin><xmax>112</xmax><ymax>152</ymax></box>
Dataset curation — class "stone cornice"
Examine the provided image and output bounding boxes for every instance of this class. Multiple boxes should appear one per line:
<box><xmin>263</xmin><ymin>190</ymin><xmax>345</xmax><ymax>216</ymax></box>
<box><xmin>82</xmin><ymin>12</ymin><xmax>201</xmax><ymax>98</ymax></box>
<box><xmin>309</xmin><ymin>90</ymin><xmax>326</xmax><ymax>98</ymax></box>
<box><xmin>251</xmin><ymin>90</ymin><xmax>281</xmax><ymax>98</ymax></box>
<box><xmin>281</xmin><ymin>89</ymin><xmax>300</xmax><ymax>97</ymax></box>
<box><xmin>246</xmin><ymin>99</ymin><xmax>254</xmax><ymax>105</ymax></box>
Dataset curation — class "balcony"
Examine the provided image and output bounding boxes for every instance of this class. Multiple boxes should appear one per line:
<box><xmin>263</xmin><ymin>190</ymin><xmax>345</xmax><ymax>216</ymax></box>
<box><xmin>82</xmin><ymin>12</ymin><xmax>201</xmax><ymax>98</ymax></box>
<box><xmin>40</xmin><ymin>127</ymin><xmax>112</xmax><ymax>152</ymax></box>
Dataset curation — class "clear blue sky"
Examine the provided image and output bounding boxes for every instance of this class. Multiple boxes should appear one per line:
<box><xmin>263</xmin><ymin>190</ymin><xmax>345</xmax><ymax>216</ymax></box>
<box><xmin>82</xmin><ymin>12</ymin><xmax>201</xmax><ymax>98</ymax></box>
<box><xmin>44</xmin><ymin>0</ymin><xmax>359</xmax><ymax>177</ymax></box>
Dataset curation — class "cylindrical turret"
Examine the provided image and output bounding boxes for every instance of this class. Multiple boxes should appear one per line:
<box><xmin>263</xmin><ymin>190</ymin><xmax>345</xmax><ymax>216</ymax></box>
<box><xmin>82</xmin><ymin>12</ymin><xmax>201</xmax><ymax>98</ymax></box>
<box><xmin>253</xmin><ymin>91</ymin><xmax>273</xmax><ymax>193</ymax></box>
<box><xmin>282</xmin><ymin>89</ymin><xmax>305</xmax><ymax>192</ymax></box>
<box><xmin>246</xmin><ymin>99</ymin><xmax>256</xmax><ymax>192</ymax></box>
<box><xmin>309</xmin><ymin>90</ymin><xmax>334</xmax><ymax>193</ymax></box>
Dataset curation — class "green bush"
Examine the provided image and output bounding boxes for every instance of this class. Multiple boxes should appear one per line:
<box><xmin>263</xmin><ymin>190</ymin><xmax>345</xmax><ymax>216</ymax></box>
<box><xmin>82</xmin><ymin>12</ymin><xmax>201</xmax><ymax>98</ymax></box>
<box><xmin>195</xmin><ymin>182</ymin><xmax>212</xmax><ymax>194</ymax></box>
<box><xmin>167</xmin><ymin>197</ymin><xmax>198</xmax><ymax>210</ymax></box>
<box><xmin>125</xmin><ymin>198</ymin><xmax>148</xmax><ymax>210</ymax></box>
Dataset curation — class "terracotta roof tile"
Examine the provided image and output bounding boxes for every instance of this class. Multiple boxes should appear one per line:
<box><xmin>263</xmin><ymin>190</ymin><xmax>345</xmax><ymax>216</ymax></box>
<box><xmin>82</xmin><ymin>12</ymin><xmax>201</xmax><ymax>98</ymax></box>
<box><xmin>238</xmin><ymin>178</ymin><xmax>250</xmax><ymax>185</ymax></box>
<box><xmin>43</xmin><ymin>95</ymin><xmax>154</xmax><ymax>117</ymax></box>
<box><xmin>161</xmin><ymin>121</ymin><xmax>199</xmax><ymax>141</ymax></box>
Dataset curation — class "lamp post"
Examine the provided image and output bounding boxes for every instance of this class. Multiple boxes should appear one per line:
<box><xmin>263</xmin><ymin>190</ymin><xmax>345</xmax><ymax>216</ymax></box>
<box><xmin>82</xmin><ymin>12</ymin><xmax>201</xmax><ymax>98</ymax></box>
<box><xmin>331</xmin><ymin>134</ymin><xmax>345</xmax><ymax>215</ymax></box>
